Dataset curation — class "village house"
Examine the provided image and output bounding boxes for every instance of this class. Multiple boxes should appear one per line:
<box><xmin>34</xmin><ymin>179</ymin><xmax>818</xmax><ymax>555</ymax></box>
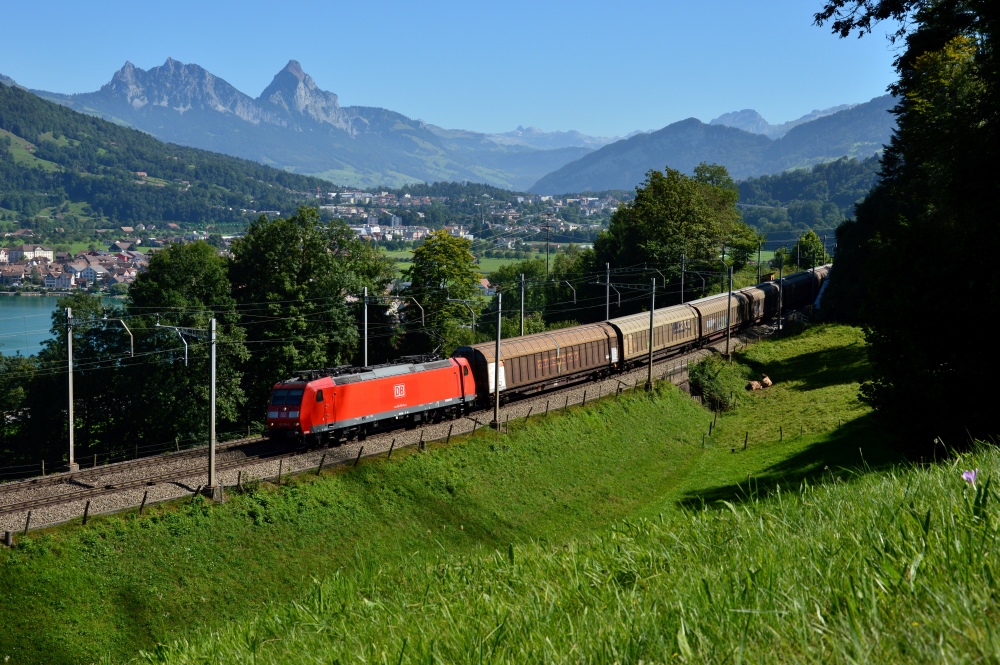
<box><xmin>0</xmin><ymin>265</ymin><xmax>27</xmax><ymax>286</ymax></box>
<box><xmin>7</xmin><ymin>244</ymin><xmax>54</xmax><ymax>262</ymax></box>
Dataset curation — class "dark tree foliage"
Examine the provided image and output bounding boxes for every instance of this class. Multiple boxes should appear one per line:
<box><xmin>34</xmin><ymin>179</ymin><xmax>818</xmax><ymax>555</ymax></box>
<box><xmin>738</xmin><ymin>156</ymin><xmax>882</xmax><ymax>233</ymax></box>
<box><xmin>817</xmin><ymin>0</ymin><xmax>1000</xmax><ymax>444</ymax></box>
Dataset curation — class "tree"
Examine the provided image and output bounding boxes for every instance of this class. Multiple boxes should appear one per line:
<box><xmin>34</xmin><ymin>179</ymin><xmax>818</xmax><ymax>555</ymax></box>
<box><xmin>229</xmin><ymin>208</ymin><xmax>393</xmax><ymax>420</ymax></box>
<box><xmin>816</xmin><ymin>0</ymin><xmax>999</xmax><ymax>444</ymax></box>
<box><xmin>789</xmin><ymin>230</ymin><xmax>831</xmax><ymax>268</ymax></box>
<box><xmin>126</xmin><ymin>241</ymin><xmax>249</xmax><ymax>446</ymax></box>
<box><xmin>404</xmin><ymin>229</ymin><xmax>482</xmax><ymax>354</ymax></box>
<box><xmin>595</xmin><ymin>163</ymin><xmax>742</xmax><ymax>303</ymax></box>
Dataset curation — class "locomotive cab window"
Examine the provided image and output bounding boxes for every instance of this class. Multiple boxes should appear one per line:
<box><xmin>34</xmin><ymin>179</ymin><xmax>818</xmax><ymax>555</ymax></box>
<box><xmin>463</xmin><ymin>366</ymin><xmax>469</xmax><ymax>376</ymax></box>
<box><xmin>315</xmin><ymin>390</ymin><xmax>324</xmax><ymax>403</ymax></box>
<box><xmin>271</xmin><ymin>388</ymin><xmax>305</xmax><ymax>405</ymax></box>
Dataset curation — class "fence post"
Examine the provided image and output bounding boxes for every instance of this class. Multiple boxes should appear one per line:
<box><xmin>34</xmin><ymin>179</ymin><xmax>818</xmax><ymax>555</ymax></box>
<box><xmin>446</xmin><ymin>424</ymin><xmax>454</xmax><ymax>445</ymax></box>
<box><xmin>564</xmin><ymin>395</ymin><xmax>569</xmax><ymax>410</ymax></box>
<box><xmin>93</xmin><ymin>453</ymin><xmax>97</xmax><ymax>468</ymax></box>
<box><xmin>175</xmin><ymin>437</ymin><xmax>179</xmax><ymax>452</ymax></box>
<box><xmin>525</xmin><ymin>406</ymin><xmax>533</xmax><ymax>421</ymax></box>
<box><xmin>317</xmin><ymin>453</ymin><xmax>327</xmax><ymax>474</ymax></box>
<box><xmin>780</xmin><ymin>426</ymin><xmax>783</xmax><ymax>441</ymax></box>
<box><xmin>41</xmin><ymin>460</ymin><xmax>45</xmax><ymax>477</ymax></box>
<box><xmin>237</xmin><ymin>470</ymin><xmax>243</xmax><ymax>490</ymax></box>
<box><xmin>388</xmin><ymin>438</ymin><xmax>396</xmax><ymax>459</ymax></box>
<box><xmin>3</xmin><ymin>531</ymin><xmax>12</xmax><ymax>548</ymax></box>
<box><xmin>744</xmin><ymin>432</ymin><xmax>748</xmax><ymax>451</ymax></box>
<box><xmin>23</xmin><ymin>510</ymin><xmax>31</xmax><ymax>535</ymax></box>
<box><xmin>419</xmin><ymin>430</ymin><xmax>425</xmax><ymax>451</ymax></box>
<box><xmin>82</xmin><ymin>500</ymin><xmax>91</xmax><ymax>525</ymax></box>
<box><xmin>354</xmin><ymin>446</ymin><xmax>364</xmax><ymax>467</ymax></box>
<box><xmin>545</xmin><ymin>400</ymin><xmax>550</xmax><ymax>417</ymax></box>
<box><xmin>140</xmin><ymin>490</ymin><xmax>148</xmax><ymax>516</ymax></box>
<box><xmin>277</xmin><ymin>460</ymin><xmax>283</xmax><ymax>485</ymax></box>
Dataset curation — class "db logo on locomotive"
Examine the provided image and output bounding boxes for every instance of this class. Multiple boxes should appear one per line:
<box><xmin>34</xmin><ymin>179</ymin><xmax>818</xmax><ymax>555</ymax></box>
<box><xmin>393</xmin><ymin>384</ymin><xmax>405</xmax><ymax>398</ymax></box>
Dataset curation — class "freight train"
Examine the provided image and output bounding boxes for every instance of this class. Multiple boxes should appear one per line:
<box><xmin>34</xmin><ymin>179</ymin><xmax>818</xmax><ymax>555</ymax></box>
<box><xmin>267</xmin><ymin>265</ymin><xmax>830</xmax><ymax>443</ymax></box>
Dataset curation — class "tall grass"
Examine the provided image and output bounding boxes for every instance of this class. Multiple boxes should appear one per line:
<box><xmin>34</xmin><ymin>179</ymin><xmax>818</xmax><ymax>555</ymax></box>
<box><xmin>140</xmin><ymin>449</ymin><xmax>1000</xmax><ymax>663</ymax></box>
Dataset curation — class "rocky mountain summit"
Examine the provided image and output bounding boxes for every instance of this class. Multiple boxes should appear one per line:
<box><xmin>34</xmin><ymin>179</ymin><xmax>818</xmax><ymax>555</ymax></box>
<box><xmin>257</xmin><ymin>60</ymin><xmax>352</xmax><ymax>132</ymax></box>
<box><xmin>102</xmin><ymin>59</ymin><xmax>279</xmax><ymax>126</ymax></box>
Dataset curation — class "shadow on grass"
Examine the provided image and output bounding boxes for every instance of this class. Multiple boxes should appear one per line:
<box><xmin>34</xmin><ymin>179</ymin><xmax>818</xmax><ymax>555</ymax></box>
<box><xmin>677</xmin><ymin>412</ymin><xmax>909</xmax><ymax>510</ymax></box>
<box><xmin>740</xmin><ymin>342</ymin><xmax>870</xmax><ymax>392</ymax></box>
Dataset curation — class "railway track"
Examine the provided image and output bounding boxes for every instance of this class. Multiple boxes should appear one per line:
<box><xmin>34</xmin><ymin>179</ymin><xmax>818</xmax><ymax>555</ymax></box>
<box><xmin>0</xmin><ymin>435</ymin><xmax>264</xmax><ymax>497</ymax></box>
<box><xmin>0</xmin><ymin>445</ymin><xmax>299</xmax><ymax>517</ymax></box>
<box><xmin>0</xmin><ymin>323</ymin><xmax>773</xmax><ymax>533</ymax></box>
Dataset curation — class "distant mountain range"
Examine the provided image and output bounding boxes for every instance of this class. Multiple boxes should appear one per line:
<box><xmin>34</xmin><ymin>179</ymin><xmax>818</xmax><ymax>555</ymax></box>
<box><xmin>530</xmin><ymin>95</ymin><xmax>895</xmax><ymax>194</ymax></box>
<box><xmin>709</xmin><ymin>104</ymin><xmax>857</xmax><ymax>139</ymax></box>
<box><xmin>4</xmin><ymin>61</ymin><xmax>896</xmax><ymax>194</ymax></box>
<box><xmin>19</xmin><ymin>59</ymin><xmax>593</xmax><ymax>191</ymax></box>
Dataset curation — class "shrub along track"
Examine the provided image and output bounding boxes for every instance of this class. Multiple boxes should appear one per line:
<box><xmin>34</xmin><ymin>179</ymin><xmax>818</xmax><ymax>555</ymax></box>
<box><xmin>0</xmin><ymin>324</ymin><xmax>774</xmax><ymax>535</ymax></box>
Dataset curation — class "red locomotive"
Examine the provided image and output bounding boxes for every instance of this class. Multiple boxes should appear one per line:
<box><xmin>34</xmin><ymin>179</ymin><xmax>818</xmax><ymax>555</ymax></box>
<box><xmin>267</xmin><ymin>357</ymin><xmax>478</xmax><ymax>443</ymax></box>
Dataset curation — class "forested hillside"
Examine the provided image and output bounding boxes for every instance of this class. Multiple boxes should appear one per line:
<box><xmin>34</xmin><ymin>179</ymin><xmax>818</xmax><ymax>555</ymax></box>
<box><xmin>0</xmin><ymin>83</ymin><xmax>330</xmax><ymax>237</ymax></box>
<box><xmin>738</xmin><ymin>156</ymin><xmax>881</xmax><ymax>232</ymax></box>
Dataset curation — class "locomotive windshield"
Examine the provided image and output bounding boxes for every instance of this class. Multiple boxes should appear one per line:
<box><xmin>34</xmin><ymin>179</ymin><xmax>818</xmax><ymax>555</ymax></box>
<box><xmin>270</xmin><ymin>388</ymin><xmax>304</xmax><ymax>405</ymax></box>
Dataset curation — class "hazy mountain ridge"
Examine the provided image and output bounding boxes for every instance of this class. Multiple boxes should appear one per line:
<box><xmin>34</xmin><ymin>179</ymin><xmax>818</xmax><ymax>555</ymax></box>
<box><xmin>484</xmin><ymin>125</ymin><xmax>618</xmax><ymax>150</ymax></box>
<box><xmin>28</xmin><ymin>59</ymin><xmax>592</xmax><ymax>190</ymax></box>
<box><xmin>710</xmin><ymin>104</ymin><xmax>856</xmax><ymax>139</ymax></box>
<box><xmin>530</xmin><ymin>95</ymin><xmax>895</xmax><ymax>194</ymax></box>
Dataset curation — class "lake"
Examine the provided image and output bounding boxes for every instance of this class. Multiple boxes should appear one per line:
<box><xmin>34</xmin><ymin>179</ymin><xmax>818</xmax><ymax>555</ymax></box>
<box><xmin>0</xmin><ymin>295</ymin><xmax>65</xmax><ymax>356</ymax></box>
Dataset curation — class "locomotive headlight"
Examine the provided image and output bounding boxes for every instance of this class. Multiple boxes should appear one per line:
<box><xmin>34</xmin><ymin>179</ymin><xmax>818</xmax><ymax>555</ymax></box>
<box><xmin>289</xmin><ymin>411</ymin><xmax>299</xmax><ymax>418</ymax></box>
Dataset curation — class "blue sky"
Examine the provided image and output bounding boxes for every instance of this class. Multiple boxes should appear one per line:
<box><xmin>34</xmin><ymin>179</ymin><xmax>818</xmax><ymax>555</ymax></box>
<box><xmin>1</xmin><ymin>0</ymin><xmax>899</xmax><ymax>137</ymax></box>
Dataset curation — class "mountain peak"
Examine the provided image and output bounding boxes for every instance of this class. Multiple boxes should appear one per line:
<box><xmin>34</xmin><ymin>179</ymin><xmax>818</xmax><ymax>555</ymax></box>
<box><xmin>282</xmin><ymin>59</ymin><xmax>305</xmax><ymax>80</ymax></box>
<box><xmin>258</xmin><ymin>61</ymin><xmax>349</xmax><ymax>130</ymax></box>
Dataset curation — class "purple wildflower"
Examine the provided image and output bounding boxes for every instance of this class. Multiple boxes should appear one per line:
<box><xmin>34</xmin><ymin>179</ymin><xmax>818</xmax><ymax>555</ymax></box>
<box><xmin>962</xmin><ymin>469</ymin><xmax>978</xmax><ymax>486</ymax></box>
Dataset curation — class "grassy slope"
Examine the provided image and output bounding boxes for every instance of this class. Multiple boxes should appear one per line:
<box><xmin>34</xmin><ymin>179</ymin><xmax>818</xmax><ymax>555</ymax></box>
<box><xmin>0</xmin><ymin>325</ymin><xmax>901</xmax><ymax>663</ymax></box>
<box><xmin>149</xmin><ymin>446</ymin><xmax>1000</xmax><ymax>664</ymax></box>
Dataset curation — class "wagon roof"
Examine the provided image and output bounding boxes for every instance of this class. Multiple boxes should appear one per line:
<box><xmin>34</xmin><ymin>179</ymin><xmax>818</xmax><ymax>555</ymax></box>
<box><xmin>686</xmin><ymin>290</ymin><xmax>750</xmax><ymax>314</ymax></box>
<box><xmin>459</xmin><ymin>322</ymin><xmax>616</xmax><ymax>363</ymax></box>
<box><xmin>608</xmin><ymin>304</ymin><xmax>697</xmax><ymax>336</ymax></box>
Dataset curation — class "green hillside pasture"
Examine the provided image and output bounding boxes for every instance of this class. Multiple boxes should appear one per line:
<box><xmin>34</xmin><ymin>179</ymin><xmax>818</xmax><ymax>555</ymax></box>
<box><xmin>0</xmin><ymin>325</ymin><xmax>899</xmax><ymax>663</ymax></box>
<box><xmin>1</xmin><ymin>128</ymin><xmax>62</xmax><ymax>172</ymax></box>
<box><xmin>145</xmin><ymin>446</ymin><xmax>1000</xmax><ymax>663</ymax></box>
<box><xmin>384</xmin><ymin>248</ymin><xmax>522</xmax><ymax>278</ymax></box>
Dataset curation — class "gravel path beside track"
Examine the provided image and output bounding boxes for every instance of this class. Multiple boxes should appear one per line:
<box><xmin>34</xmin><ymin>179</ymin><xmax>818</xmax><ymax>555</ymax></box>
<box><xmin>0</xmin><ymin>325</ymin><xmax>772</xmax><ymax>535</ymax></box>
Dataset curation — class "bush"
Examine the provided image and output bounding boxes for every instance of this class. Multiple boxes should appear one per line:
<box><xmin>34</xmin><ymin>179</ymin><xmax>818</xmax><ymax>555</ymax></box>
<box><xmin>689</xmin><ymin>355</ymin><xmax>752</xmax><ymax>410</ymax></box>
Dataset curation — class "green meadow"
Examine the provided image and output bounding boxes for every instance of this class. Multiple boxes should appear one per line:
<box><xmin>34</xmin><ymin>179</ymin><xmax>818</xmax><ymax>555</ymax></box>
<box><xmin>3</xmin><ymin>325</ymin><xmax>990</xmax><ymax>664</ymax></box>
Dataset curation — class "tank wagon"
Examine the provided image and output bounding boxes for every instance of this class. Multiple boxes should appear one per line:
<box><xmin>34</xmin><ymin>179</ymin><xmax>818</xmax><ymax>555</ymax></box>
<box><xmin>267</xmin><ymin>357</ymin><xmax>477</xmax><ymax>443</ymax></box>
